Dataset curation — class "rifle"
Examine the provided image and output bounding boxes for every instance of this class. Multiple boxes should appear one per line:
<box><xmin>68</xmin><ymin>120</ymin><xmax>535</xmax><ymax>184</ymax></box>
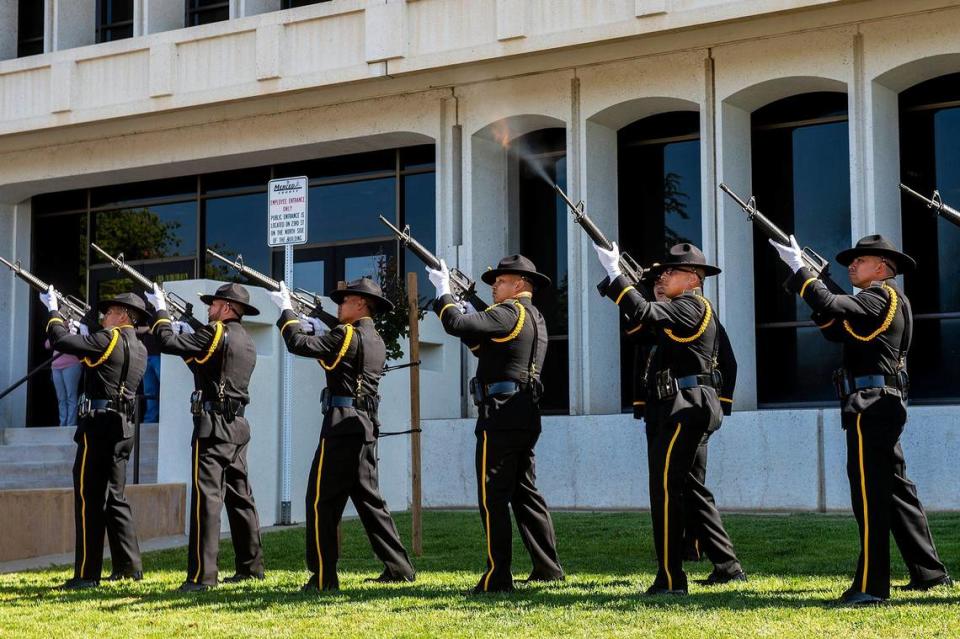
<box><xmin>206</xmin><ymin>248</ymin><xmax>321</xmax><ymax>315</ymax></box>
<box><xmin>552</xmin><ymin>182</ymin><xmax>647</xmax><ymax>295</ymax></box>
<box><xmin>378</xmin><ymin>215</ymin><xmax>488</xmax><ymax>310</ymax></box>
<box><xmin>718</xmin><ymin>183</ymin><xmax>845</xmax><ymax>294</ymax></box>
<box><xmin>90</xmin><ymin>243</ymin><xmax>205</xmax><ymax>331</ymax></box>
<box><xmin>0</xmin><ymin>255</ymin><xmax>90</xmax><ymax>322</ymax></box>
<box><xmin>899</xmin><ymin>183</ymin><xmax>960</xmax><ymax>228</ymax></box>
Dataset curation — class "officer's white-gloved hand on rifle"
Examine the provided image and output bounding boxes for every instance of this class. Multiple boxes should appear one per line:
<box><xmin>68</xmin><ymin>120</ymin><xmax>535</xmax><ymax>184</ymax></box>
<box><xmin>269</xmin><ymin>280</ymin><xmax>293</xmax><ymax>312</ymax></box>
<box><xmin>425</xmin><ymin>259</ymin><xmax>452</xmax><ymax>297</ymax></box>
<box><xmin>593</xmin><ymin>242</ymin><xmax>622</xmax><ymax>280</ymax></box>
<box><xmin>769</xmin><ymin>235</ymin><xmax>805</xmax><ymax>273</ymax></box>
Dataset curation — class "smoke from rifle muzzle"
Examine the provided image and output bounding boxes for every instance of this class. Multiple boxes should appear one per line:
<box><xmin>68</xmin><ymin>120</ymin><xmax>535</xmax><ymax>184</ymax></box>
<box><xmin>488</xmin><ymin>119</ymin><xmax>557</xmax><ymax>186</ymax></box>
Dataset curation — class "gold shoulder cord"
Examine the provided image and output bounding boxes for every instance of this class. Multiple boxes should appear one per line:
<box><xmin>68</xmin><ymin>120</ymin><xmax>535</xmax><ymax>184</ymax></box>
<box><xmin>663</xmin><ymin>295</ymin><xmax>712</xmax><ymax>344</ymax></box>
<box><xmin>843</xmin><ymin>284</ymin><xmax>898</xmax><ymax>342</ymax></box>
<box><xmin>491</xmin><ymin>299</ymin><xmax>526</xmax><ymax>343</ymax></box>
<box><xmin>82</xmin><ymin>329</ymin><xmax>120</xmax><ymax>368</ymax></box>
<box><xmin>320</xmin><ymin>324</ymin><xmax>354</xmax><ymax>371</ymax></box>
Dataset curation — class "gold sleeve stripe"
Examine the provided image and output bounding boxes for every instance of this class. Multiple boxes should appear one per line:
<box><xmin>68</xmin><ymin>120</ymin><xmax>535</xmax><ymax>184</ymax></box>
<box><xmin>438</xmin><ymin>303</ymin><xmax>458</xmax><ymax>321</ymax></box>
<box><xmin>469</xmin><ymin>344</ymin><xmax>480</xmax><ymax>352</ymax></box>
<box><xmin>664</xmin><ymin>295</ymin><xmax>713</xmax><ymax>344</ymax></box>
<box><xmin>490</xmin><ymin>300</ymin><xmax>526</xmax><ymax>343</ymax></box>
<box><xmin>614</xmin><ymin>286</ymin><xmax>635</xmax><ymax>306</ymax></box>
<box><xmin>279</xmin><ymin>319</ymin><xmax>300</xmax><ymax>334</ymax></box>
<box><xmin>151</xmin><ymin>318</ymin><xmax>171</xmax><ymax>331</ymax></box>
<box><xmin>843</xmin><ymin>284</ymin><xmax>898</xmax><ymax>342</ymax></box>
<box><xmin>82</xmin><ymin>328</ymin><xmax>120</xmax><ymax>368</ymax></box>
<box><xmin>719</xmin><ymin>397</ymin><xmax>733</xmax><ymax>403</ymax></box>
<box><xmin>625</xmin><ymin>323</ymin><xmax>644</xmax><ymax>336</ymax></box>
<box><xmin>818</xmin><ymin>318</ymin><xmax>836</xmax><ymax>329</ymax></box>
<box><xmin>46</xmin><ymin>317</ymin><xmax>64</xmax><ymax>331</ymax></box>
<box><xmin>799</xmin><ymin>277</ymin><xmax>817</xmax><ymax>299</ymax></box>
<box><xmin>193</xmin><ymin>322</ymin><xmax>223</xmax><ymax>365</ymax></box>
<box><xmin>632</xmin><ymin>400</ymin><xmax>646</xmax><ymax>407</ymax></box>
<box><xmin>320</xmin><ymin>324</ymin><xmax>354</xmax><ymax>371</ymax></box>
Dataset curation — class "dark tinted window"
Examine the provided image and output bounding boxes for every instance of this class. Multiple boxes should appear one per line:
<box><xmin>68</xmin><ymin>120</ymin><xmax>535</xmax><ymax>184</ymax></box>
<box><xmin>96</xmin><ymin>0</ymin><xmax>134</xmax><ymax>43</ymax></box>
<box><xmin>17</xmin><ymin>0</ymin><xmax>44</xmax><ymax>57</ymax></box>
<box><xmin>752</xmin><ymin>92</ymin><xmax>850</xmax><ymax>406</ymax></box>
<box><xmin>186</xmin><ymin>0</ymin><xmax>230</xmax><ymax>26</ymax></box>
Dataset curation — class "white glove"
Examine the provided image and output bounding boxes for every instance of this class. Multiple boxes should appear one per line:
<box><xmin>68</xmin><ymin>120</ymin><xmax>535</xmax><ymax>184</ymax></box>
<box><xmin>594</xmin><ymin>242</ymin><xmax>622</xmax><ymax>280</ymax></box>
<box><xmin>460</xmin><ymin>300</ymin><xmax>477</xmax><ymax>314</ymax></box>
<box><xmin>67</xmin><ymin>319</ymin><xmax>81</xmax><ymax>335</ymax></box>
<box><xmin>299</xmin><ymin>315</ymin><xmax>326</xmax><ymax>335</ymax></box>
<box><xmin>145</xmin><ymin>283</ymin><xmax>167</xmax><ymax>311</ymax></box>
<box><xmin>78</xmin><ymin>322</ymin><xmax>90</xmax><ymax>336</ymax></box>
<box><xmin>426</xmin><ymin>259</ymin><xmax>452</xmax><ymax>297</ymax></box>
<box><xmin>769</xmin><ymin>235</ymin><xmax>805</xmax><ymax>273</ymax></box>
<box><xmin>269</xmin><ymin>281</ymin><xmax>293</xmax><ymax>312</ymax></box>
<box><xmin>171</xmin><ymin>321</ymin><xmax>194</xmax><ymax>335</ymax></box>
<box><xmin>40</xmin><ymin>285</ymin><xmax>59</xmax><ymax>312</ymax></box>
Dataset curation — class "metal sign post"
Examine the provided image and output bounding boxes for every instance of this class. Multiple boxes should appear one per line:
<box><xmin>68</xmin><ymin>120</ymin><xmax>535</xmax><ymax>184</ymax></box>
<box><xmin>268</xmin><ymin>176</ymin><xmax>308</xmax><ymax>525</ymax></box>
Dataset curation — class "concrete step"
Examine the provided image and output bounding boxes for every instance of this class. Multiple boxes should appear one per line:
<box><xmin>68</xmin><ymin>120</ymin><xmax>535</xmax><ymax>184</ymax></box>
<box><xmin>0</xmin><ymin>460</ymin><xmax>158</xmax><ymax>489</ymax></box>
<box><xmin>0</xmin><ymin>443</ymin><xmax>76</xmax><ymax>464</ymax></box>
<box><xmin>0</xmin><ymin>423</ymin><xmax>158</xmax><ymax>445</ymax></box>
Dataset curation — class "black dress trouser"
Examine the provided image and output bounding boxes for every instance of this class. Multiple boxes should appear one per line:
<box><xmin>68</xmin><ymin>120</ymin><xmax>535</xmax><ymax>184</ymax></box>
<box><xmin>647</xmin><ymin>416</ymin><xmax>741</xmax><ymax>591</ymax></box>
<box><xmin>72</xmin><ymin>428</ymin><xmax>142</xmax><ymax>580</ymax></box>
<box><xmin>844</xmin><ymin>409</ymin><xmax>946</xmax><ymax>599</ymax></box>
<box><xmin>304</xmin><ymin>434</ymin><xmax>414</xmax><ymax>589</ymax></box>
<box><xmin>474</xmin><ymin>429</ymin><xmax>564</xmax><ymax>593</ymax></box>
<box><xmin>186</xmin><ymin>435</ymin><xmax>264</xmax><ymax>586</ymax></box>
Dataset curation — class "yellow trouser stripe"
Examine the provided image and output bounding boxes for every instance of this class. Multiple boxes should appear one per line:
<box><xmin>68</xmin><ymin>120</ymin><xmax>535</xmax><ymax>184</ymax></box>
<box><xmin>314</xmin><ymin>439</ymin><xmax>326</xmax><ymax>588</ymax></box>
<box><xmin>799</xmin><ymin>277</ymin><xmax>817</xmax><ymax>299</ymax></box>
<box><xmin>192</xmin><ymin>441</ymin><xmax>202</xmax><ymax>583</ymax></box>
<box><xmin>663</xmin><ymin>423</ymin><xmax>683</xmax><ymax>590</ymax></box>
<box><xmin>481</xmin><ymin>432</ymin><xmax>495</xmax><ymax>591</ymax></box>
<box><xmin>856</xmin><ymin>413</ymin><xmax>869</xmax><ymax>593</ymax></box>
<box><xmin>78</xmin><ymin>433</ymin><xmax>89</xmax><ymax>577</ymax></box>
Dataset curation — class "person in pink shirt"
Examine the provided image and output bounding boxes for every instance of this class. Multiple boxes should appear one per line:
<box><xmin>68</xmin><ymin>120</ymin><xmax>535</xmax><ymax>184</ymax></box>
<box><xmin>45</xmin><ymin>338</ymin><xmax>83</xmax><ymax>426</ymax></box>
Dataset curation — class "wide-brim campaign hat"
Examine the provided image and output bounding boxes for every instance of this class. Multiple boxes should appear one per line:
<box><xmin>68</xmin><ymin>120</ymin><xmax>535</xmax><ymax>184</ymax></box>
<box><xmin>96</xmin><ymin>292</ymin><xmax>148</xmax><ymax>322</ymax></box>
<box><xmin>647</xmin><ymin>243</ymin><xmax>721</xmax><ymax>277</ymax></box>
<box><xmin>328</xmin><ymin>278</ymin><xmax>394</xmax><ymax>314</ymax></box>
<box><xmin>835</xmin><ymin>234</ymin><xmax>916</xmax><ymax>274</ymax></box>
<box><xmin>480</xmin><ymin>254</ymin><xmax>552</xmax><ymax>289</ymax></box>
<box><xmin>200</xmin><ymin>282</ymin><xmax>261</xmax><ymax>316</ymax></box>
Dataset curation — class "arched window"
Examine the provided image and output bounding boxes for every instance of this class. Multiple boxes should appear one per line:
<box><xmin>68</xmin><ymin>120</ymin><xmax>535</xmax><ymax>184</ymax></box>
<box><xmin>751</xmin><ymin>92</ymin><xmax>850</xmax><ymax>406</ymax></box>
<box><xmin>513</xmin><ymin>129</ymin><xmax>569</xmax><ymax>413</ymax></box>
<box><xmin>617</xmin><ymin>112</ymin><xmax>702</xmax><ymax>410</ymax></box>
<box><xmin>899</xmin><ymin>74</ymin><xmax>960</xmax><ymax>404</ymax></box>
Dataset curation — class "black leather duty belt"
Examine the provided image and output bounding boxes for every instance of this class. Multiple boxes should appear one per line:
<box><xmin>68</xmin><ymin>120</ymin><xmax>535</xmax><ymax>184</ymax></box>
<box><xmin>832</xmin><ymin>369</ymin><xmax>908</xmax><ymax>399</ymax></box>
<box><xmin>194</xmin><ymin>399</ymin><xmax>245</xmax><ymax>418</ymax></box>
<box><xmin>79</xmin><ymin>397</ymin><xmax>131</xmax><ymax>419</ymax></box>
<box><xmin>653</xmin><ymin>370</ymin><xmax>722</xmax><ymax>401</ymax></box>
<box><xmin>469</xmin><ymin>379</ymin><xmax>523</xmax><ymax>406</ymax></box>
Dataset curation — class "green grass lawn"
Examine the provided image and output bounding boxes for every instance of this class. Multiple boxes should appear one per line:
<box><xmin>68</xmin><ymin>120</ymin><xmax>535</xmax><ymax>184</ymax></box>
<box><xmin>2</xmin><ymin>511</ymin><xmax>959</xmax><ymax>638</ymax></box>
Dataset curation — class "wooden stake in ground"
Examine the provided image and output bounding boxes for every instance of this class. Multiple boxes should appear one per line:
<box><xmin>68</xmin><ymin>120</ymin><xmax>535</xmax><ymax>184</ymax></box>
<box><xmin>337</xmin><ymin>280</ymin><xmax>346</xmax><ymax>555</ymax></box>
<box><xmin>406</xmin><ymin>272</ymin><xmax>423</xmax><ymax>556</ymax></box>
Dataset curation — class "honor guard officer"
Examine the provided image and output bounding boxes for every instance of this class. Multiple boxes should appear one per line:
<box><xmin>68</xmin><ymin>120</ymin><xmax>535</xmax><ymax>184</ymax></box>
<box><xmin>595</xmin><ymin>243</ymin><xmax>745</xmax><ymax>595</ymax></box>
<box><xmin>148</xmin><ymin>282</ymin><xmax>265</xmax><ymax>592</ymax></box>
<box><xmin>770</xmin><ymin>234</ymin><xmax>951</xmax><ymax>605</ymax></box>
<box><xmin>42</xmin><ymin>289</ymin><xmax>148</xmax><ymax>589</ymax></box>
<box><xmin>427</xmin><ymin>255</ymin><xmax>564</xmax><ymax>594</ymax></box>
<box><xmin>270</xmin><ymin>278</ymin><xmax>415</xmax><ymax>591</ymax></box>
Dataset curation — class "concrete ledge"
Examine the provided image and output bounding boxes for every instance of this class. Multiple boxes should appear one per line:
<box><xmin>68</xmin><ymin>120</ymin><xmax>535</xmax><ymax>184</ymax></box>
<box><xmin>0</xmin><ymin>483</ymin><xmax>185</xmax><ymax>562</ymax></box>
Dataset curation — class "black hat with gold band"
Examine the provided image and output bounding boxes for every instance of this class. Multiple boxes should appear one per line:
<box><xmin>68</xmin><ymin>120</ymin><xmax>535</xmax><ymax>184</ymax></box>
<box><xmin>200</xmin><ymin>282</ymin><xmax>261</xmax><ymax>316</ymax></box>
<box><xmin>481</xmin><ymin>254</ymin><xmax>551</xmax><ymax>289</ymax></box>
<box><xmin>835</xmin><ymin>234</ymin><xmax>916</xmax><ymax>274</ymax></box>
<box><xmin>97</xmin><ymin>292</ymin><xmax>148</xmax><ymax>324</ymax></box>
<box><xmin>647</xmin><ymin>243</ymin><xmax>721</xmax><ymax>278</ymax></box>
<box><xmin>329</xmin><ymin>278</ymin><xmax>394</xmax><ymax>314</ymax></box>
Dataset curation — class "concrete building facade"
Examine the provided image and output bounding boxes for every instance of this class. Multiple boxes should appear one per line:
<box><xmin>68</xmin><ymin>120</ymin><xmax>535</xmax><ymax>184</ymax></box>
<box><xmin>1</xmin><ymin>0</ymin><xmax>958</xmax><ymax>527</ymax></box>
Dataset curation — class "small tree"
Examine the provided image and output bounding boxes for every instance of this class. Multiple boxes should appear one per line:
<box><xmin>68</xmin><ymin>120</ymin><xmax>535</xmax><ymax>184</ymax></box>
<box><xmin>374</xmin><ymin>253</ymin><xmax>425</xmax><ymax>361</ymax></box>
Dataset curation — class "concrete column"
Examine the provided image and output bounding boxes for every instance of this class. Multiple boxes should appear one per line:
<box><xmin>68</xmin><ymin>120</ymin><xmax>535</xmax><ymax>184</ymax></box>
<box><xmin>862</xmin><ymin>69</ymin><xmax>903</xmax><ymax>244</ymax></box>
<box><xmin>143</xmin><ymin>0</ymin><xmax>183</xmax><ymax>35</ymax></box>
<box><xmin>51</xmin><ymin>0</ymin><xmax>96</xmax><ymax>51</ymax></box>
<box><xmin>578</xmin><ymin>119</ymin><xmax>621</xmax><ymax>414</ymax></box>
<box><xmin>0</xmin><ymin>0</ymin><xmax>18</xmax><ymax>61</ymax></box>
<box><xmin>0</xmin><ymin>200</ymin><xmax>32</xmax><ymax>430</ymax></box>
<box><xmin>715</xmin><ymin>101</ymin><xmax>758</xmax><ymax>410</ymax></box>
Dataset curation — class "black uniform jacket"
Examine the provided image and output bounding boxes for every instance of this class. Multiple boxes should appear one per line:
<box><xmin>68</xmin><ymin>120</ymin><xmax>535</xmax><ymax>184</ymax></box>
<box><xmin>604</xmin><ymin>275</ymin><xmax>728</xmax><ymax>431</ymax></box>
<box><xmin>47</xmin><ymin>313</ymin><xmax>147</xmax><ymax>442</ymax></box>
<box><xmin>277</xmin><ymin>309</ymin><xmax>384</xmax><ymax>443</ymax></box>
<box><xmin>152</xmin><ymin>310</ymin><xmax>256</xmax><ymax>444</ymax></box>
<box><xmin>434</xmin><ymin>292</ymin><xmax>548</xmax><ymax>433</ymax></box>
<box><xmin>788</xmin><ymin>268</ymin><xmax>911</xmax><ymax>426</ymax></box>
